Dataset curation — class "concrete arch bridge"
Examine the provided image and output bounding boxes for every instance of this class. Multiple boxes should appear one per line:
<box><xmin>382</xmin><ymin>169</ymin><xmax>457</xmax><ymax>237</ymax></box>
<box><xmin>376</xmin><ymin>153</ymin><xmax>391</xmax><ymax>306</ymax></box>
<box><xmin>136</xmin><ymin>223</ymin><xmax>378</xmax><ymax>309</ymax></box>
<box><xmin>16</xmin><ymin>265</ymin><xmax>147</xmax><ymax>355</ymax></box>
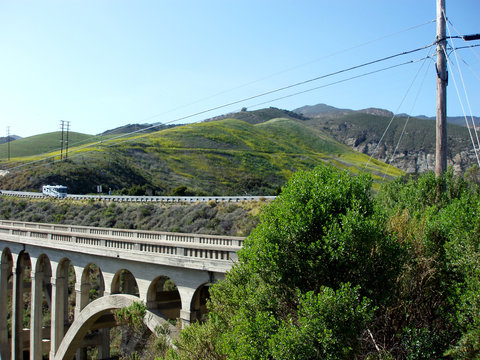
<box><xmin>0</xmin><ymin>220</ymin><xmax>242</xmax><ymax>359</ymax></box>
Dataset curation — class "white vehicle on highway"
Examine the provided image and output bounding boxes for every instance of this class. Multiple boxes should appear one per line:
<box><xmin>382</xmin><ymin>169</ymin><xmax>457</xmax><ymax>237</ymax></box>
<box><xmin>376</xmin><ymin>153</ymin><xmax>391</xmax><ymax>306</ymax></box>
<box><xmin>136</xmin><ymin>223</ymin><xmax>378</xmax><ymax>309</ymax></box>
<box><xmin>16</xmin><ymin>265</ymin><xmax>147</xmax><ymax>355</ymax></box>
<box><xmin>42</xmin><ymin>185</ymin><xmax>68</xmax><ymax>198</ymax></box>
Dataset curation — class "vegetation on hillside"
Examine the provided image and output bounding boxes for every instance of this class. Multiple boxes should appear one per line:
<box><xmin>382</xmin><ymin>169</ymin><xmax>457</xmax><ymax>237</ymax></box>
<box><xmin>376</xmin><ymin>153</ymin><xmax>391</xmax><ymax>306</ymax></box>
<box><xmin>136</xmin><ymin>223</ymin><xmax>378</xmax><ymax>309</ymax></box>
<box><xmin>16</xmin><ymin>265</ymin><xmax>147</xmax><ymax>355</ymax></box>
<box><xmin>0</xmin><ymin>131</ymin><xmax>107</xmax><ymax>159</ymax></box>
<box><xmin>305</xmin><ymin>112</ymin><xmax>474</xmax><ymax>160</ymax></box>
<box><xmin>205</xmin><ymin>106</ymin><xmax>308</xmax><ymax>124</ymax></box>
<box><xmin>0</xmin><ymin>197</ymin><xmax>263</xmax><ymax>236</ymax></box>
<box><xmin>0</xmin><ymin>118</ymin><xmax>399</xmax><ymax>195</ymax></box>
<box><xmin>156</xmin><ymin>165</ymin><xmax>480</xmax><ymax>359</ymax></box>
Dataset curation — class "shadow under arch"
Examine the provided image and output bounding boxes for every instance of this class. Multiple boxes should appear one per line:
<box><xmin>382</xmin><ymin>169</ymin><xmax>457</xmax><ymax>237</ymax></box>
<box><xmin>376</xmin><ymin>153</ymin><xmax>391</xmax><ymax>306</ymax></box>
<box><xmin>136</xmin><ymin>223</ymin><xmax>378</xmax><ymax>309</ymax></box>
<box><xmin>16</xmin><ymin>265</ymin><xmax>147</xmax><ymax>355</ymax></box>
<box><xmin>32</xmin><ymin>253</ymin><xmax>53</xmax><ymax>358</ymax></box>
<box><xmin>111</xmin><ymin>268</ymin><xmax>139</xmax><ymax>297</ymax></box>
<box><xmin>81</xmin><ymin>262</ymin><xmax>105</xmax><ymax>306</ymax></box>
<box><xmin>190</xmin><ymin>282</ymin><xmax>211</xmax><ymax>323</ymax></box>
<box><xmin>53</xmin><ymin>294</ymin><xmax>176</xmax><ymax>360</ymax></box>
<box><xmin>146</xmin><ymin>275</ymin><xmax>181</xmax><ymax>321</ymax></box>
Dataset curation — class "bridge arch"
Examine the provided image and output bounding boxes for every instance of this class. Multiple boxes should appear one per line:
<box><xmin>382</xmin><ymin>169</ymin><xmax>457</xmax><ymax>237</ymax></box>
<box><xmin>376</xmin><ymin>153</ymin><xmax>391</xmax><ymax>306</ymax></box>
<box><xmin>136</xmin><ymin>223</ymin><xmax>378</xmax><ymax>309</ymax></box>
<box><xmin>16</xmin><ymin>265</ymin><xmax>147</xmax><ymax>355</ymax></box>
<box><xmin>54</xmin><ymin>294</ymin><xmax>174</xmax><ymax>360</ymax></box>
<box><xmin>111</xmin><ymin>268</ymin><xmax>140</xmax><ymax>297</ymax></box>
<box><xmin>189</xmin><ymin>282</ymin><xmax>211</xmax><ymax>322</ymax></box>
<box><xmin>30</xmin><ymin>253</ymin><xmax>53</xmax><ymax>359</ymax></box>
<box><xmin>79</xmin><ymin>262</ymin><xmax>105</xmax><ymax>306</ymax></box>
<box><xmin>146</xmin><ymin>275</ymin><xmax>181</xmax><ymax>320</ymax></box>
<box><xmin>49</xmin><ymin>257</ymin><xmax>76</xmax><ymax>358</ymax></box>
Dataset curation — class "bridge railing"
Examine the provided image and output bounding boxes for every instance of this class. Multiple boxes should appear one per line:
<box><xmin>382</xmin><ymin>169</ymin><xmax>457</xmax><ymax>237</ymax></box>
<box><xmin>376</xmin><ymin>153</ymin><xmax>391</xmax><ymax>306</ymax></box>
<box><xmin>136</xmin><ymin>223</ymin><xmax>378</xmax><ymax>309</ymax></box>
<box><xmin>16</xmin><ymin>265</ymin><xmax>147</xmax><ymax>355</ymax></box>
<box><xmin>0</xmin><ymin>220</ymin><xmax>245</xmax><ymax>262</ymax></box>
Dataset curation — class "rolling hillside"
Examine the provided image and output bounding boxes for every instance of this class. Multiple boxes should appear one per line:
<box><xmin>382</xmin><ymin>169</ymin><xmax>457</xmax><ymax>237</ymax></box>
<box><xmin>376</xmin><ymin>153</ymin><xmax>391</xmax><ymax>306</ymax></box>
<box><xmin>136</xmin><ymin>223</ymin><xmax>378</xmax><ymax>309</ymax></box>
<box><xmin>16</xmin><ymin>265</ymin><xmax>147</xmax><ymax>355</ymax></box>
<box><xmin>0</xmin><ymin>117</ymin><xmax>400</xmax><ymax>195</ymax></box>
<box><xmin>0</xmin><ymin>131</ymin><xmax>99</xmax><ymax>159</ymax></box>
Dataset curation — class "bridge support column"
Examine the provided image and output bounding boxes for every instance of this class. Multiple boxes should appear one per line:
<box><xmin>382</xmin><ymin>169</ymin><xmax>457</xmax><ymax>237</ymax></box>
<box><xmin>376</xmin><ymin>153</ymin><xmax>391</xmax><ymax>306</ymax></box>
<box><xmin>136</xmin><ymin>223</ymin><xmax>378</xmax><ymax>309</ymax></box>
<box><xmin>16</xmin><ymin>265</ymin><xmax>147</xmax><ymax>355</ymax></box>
<box><xmin>178</xmin><ymin>286</ymin><xmax>196</xmax><ymax>328</ymax></box>
<box><xmin>74</xmin><ymin>281</ymin><xmax>90</xmax><ymax>360</ymax></box>
<box><xmin>0</xmin><ymin>262</ymin><xmax>11</xmax><ymax>359</ymax></box>
<box><xmin>76</xmin><ymin>347</ymin><xmax>88</xmax><ymax>360</ymax></box>
<box><xmin>97</xmin><ymin>328</ymin><xmax>110</xmax><ymax>359</ymax></box>
<box><xmin>74</xmin><ymin>281</ymin><xmax>90</xmax><ymax>318</ymax></box>
<box><xmin>11</xmin><ymin>263</ymin><xmax>27</xmax><ymax>360</ymax></box>
<box><xmin>30</xmin><ymin>270</ymin><xmax>43</xmax><ymax>360</ymax></box>
<box><xmin>180</xmin><ymin>310</ymin><xmax>195</xmax><ymax>328</ymax></box>
<box><xmin>50</xmin><ymin>274</ymin><xmax>67</xmax><ymax>359</ymax></box>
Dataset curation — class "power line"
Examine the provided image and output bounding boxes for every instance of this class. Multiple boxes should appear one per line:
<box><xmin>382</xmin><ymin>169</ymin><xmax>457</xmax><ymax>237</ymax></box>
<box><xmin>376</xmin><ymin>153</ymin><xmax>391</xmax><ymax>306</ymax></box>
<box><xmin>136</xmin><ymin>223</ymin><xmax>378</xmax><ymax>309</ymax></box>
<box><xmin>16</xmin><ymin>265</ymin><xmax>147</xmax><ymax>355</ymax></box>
<box><xmin>247</xmin><ymin>57</ymin><xmax>430</xmax><ymax>110</ymax></box>
<box><xmin>136</xmin><ymin>20</ymin><xmax>437</xmax><ymax>124</ymax></box>
<box><xmin>443</xmin><ymin>17</ymin><xmax>480</xmax><ymax>167</ymax></box>
<box><xmin>382</xmin><ymin>48</ymin><xmax>434</xmax><ymax>179</ymax></box>
<box><xmin>364</xmin><ymin>51</ymin><xmax>435</xmax><ymax>171</ymax></box>
<box><xmin>2</xmin><ymin>42</ymin><xmax>438</xmax><ymax>174</ymax></box>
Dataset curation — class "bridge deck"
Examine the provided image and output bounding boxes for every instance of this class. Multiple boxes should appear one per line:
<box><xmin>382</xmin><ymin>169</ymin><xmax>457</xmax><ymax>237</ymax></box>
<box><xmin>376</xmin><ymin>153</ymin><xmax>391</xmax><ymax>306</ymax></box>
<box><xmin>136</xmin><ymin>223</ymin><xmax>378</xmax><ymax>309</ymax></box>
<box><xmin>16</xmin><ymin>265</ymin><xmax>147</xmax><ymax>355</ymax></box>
<box><xmin>0</xmin><ymin>220</ymin><xmax>244</xmax><ymax>273</ymax></box>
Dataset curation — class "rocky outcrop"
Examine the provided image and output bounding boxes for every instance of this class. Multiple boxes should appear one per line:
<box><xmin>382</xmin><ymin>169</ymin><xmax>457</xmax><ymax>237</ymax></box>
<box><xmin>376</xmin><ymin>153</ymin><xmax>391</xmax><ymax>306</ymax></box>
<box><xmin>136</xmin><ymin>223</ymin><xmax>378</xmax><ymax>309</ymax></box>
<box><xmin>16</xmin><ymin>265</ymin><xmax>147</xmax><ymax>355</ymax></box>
<box><xmin>352</xmin><ymin>140</ymin><xmax>477</xmax><ymax>174</ymax></box>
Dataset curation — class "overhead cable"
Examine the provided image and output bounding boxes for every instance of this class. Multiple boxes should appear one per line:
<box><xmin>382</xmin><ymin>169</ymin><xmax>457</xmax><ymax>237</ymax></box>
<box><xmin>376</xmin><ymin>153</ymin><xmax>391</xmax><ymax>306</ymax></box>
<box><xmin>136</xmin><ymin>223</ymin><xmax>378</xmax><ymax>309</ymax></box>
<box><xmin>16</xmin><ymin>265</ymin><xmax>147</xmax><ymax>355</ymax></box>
<box><xmin>247</xmin><ymin>57</ymin><xmax>430</xmax><ymax>110</ymax></box>
<box><xmin>136</xmin><ymin>19</ymin><xmax>437</xmax><ymax>124</ymax></box>
<box><xmin>4</xmin><ymin>43</ymin><xmax>437</xmax><ymax>174</ymax></box>
<box><xmin>382</xmin><ymin>48</ymin><xmax>434</xmax><ymax>179</ymax></box>
<box><xmin>443</xmin><ymin>13</ymin><xmax>480</xmax><ymax>167</ymax></box>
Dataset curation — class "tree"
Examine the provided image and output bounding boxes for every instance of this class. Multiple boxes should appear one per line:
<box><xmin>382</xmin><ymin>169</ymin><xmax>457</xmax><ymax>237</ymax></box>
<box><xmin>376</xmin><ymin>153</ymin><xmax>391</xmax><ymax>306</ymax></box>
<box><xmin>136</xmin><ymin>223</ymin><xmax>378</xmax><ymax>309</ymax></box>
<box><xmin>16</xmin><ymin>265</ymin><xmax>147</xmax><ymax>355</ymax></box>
<box><xmin>169</xmin><ymin>165</ymin><xmax>399</xmax><ymax>359</ymax></box>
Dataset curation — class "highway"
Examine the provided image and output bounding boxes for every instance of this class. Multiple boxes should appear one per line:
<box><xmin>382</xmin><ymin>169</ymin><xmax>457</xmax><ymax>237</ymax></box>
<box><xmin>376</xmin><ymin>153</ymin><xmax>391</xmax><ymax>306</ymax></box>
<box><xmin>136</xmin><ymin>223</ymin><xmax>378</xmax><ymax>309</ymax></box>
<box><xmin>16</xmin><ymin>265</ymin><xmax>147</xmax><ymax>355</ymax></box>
<box><xmin>0</xmin><ymin>189</ymin><xmax>276</xmax><ymax>203</ymax></box>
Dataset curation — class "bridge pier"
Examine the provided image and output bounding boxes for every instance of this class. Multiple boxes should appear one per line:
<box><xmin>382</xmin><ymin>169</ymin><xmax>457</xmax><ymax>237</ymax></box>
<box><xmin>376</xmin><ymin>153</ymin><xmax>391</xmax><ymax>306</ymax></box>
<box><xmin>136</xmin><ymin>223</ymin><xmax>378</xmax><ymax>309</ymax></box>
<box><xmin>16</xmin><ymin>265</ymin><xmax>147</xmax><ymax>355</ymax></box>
<box><xmin>49</xmin><ymin>272</ymin><xmax>66</xmax><ymax>359</ymax></box>
<box><xmin>0</xmin><ymin>261</ymin><xmax>11</xmax><ymax>359</ymax></box>
<box><xmin>30</xmin><ymin>269</ymin><xmax>43</xmax><ymax>360</ymax></box>
<box><xmin>12</xmin><ymin>253</ymin><xmax>30</xmax><ymax>360</ymax></box>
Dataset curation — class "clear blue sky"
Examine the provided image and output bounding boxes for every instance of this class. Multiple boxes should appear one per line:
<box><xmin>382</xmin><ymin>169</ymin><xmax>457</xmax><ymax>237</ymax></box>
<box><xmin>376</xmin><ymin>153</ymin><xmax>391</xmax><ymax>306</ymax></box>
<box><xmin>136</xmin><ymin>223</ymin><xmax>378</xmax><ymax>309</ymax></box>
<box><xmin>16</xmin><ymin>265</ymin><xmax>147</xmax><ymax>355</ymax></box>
<box><xmin>1</xmin><ymin>0</ymin><xmax>479</xmax><ymax>137</ymax></box>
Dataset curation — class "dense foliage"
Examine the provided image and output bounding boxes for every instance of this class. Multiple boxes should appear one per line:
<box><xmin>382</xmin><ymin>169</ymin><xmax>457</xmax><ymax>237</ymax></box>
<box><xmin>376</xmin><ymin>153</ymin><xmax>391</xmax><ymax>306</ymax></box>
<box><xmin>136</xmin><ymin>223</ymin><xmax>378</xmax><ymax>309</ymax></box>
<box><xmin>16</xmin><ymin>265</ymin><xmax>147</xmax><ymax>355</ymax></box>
<box><xmin>163</xmin><ymin>166</ymin><xmax>480</xmax><ymax>359</ymax></box>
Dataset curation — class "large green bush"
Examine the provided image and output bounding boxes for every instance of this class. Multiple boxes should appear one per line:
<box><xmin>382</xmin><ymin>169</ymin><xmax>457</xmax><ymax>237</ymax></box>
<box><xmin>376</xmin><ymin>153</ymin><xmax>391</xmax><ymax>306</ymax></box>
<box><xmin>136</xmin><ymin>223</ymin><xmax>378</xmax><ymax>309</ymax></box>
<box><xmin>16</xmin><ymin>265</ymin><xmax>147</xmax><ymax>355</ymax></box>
<box><xmin>170</xmin><ymin>165</ymin><xmax>399</xmax><ymax>359</ymax></box>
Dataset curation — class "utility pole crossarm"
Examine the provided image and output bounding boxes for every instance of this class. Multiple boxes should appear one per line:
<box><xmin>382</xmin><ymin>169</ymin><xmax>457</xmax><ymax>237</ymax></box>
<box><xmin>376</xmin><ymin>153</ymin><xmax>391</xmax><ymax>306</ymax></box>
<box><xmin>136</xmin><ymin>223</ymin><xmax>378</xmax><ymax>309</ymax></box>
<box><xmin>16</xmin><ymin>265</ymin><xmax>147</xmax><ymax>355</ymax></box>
<box><xmin>462</xmin><ymin>34</ymin><xmax>480</xmax><ymax>41</ymax></box>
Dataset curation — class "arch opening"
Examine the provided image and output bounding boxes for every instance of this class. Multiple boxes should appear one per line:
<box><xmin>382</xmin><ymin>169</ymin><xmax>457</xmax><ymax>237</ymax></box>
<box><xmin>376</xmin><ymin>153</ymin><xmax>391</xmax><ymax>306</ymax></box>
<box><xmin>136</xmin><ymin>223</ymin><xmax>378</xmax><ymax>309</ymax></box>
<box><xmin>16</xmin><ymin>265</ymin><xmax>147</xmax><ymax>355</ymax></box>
<box><xmin>111</xmin><ymin>269</ymin><xmax>139</xmax><ymax>297</ymax></box>
<box><xmin>81</xmin><ymin>263</ymin><xmax>105</xmax><ymax>305</ymax></box>
<box><xmin>34</xmin><ymin>254</ymin><xmax>53</xmax><ymax>358</ymax></box>
<box><xmin>146</xmin><ymin>276</ymin><xmax>181</xmax><ymax>321</ymax></box>
<box><xmin>77</xmin><ymin>263</ymin><xmax>106</xmax><ymax>358</ymax></box>
<box><xmin>190</xmin><ymin>283</ymin><xmax>212</xmax><ymax>323</ymax></box>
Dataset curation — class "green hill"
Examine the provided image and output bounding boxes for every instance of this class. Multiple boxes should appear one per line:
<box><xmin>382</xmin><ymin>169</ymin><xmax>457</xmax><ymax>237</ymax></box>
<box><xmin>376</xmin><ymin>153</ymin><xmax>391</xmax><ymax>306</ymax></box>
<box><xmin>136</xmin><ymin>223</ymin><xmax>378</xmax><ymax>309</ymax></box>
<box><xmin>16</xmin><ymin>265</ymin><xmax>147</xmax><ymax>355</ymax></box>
<box><xmin>206</xmin><ymin>107</ymin><xmax>307</xmax><ymax>124</ymax></box>
<box><xmin>0</xmin><ymin>117</ymin><xmax>400</xmax><ymax>195</ymax></box>
<box><xmin>0</xmin><ymin>131</ymin><xmax>102</xmax><ymax>159</ymax></box>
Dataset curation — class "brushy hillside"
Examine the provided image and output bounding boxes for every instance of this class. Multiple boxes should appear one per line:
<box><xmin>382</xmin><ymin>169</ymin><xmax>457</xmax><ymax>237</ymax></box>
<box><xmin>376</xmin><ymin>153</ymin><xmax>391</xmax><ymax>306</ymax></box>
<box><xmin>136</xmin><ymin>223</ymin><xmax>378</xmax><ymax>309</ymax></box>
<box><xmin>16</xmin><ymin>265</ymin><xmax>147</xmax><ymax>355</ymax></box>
<box><xmin>0</xmin><ymin>196</ymin><xmax>264</xmax><ymax>236</ymax></box>
<box><xmin>0</xmin><ymin>117</ymin><xmax>400</xmax><ymax>195</ymax></box>
<box><xmin>305</xmin><ymin>112</ymin><xmax>473</xmax><ymax>158</ymax></box>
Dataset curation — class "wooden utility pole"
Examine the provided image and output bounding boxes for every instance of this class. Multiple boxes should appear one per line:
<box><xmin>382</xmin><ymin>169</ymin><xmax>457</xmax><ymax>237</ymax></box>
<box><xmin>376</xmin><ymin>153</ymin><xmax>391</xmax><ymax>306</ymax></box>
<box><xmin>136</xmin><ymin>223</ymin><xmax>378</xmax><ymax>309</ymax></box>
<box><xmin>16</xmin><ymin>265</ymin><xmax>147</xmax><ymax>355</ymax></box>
<box><xmin>6</xmin><ymin>126</ymin><xmax>10</xmax><ymax>161</ymax></box>
<box><xmin>60</xmin><ymin>120</ymin><xmax>65</xmax><ymax>161</ymax></box>
<box><xmin>436</xmin><ymin>0</ymin><xmax>448</xmax><ymax>177</ymax></box>
<box><xmin>65</xmin><ymin>121</ymin><xmax>70</xmax><ymax>160</ymax></box>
